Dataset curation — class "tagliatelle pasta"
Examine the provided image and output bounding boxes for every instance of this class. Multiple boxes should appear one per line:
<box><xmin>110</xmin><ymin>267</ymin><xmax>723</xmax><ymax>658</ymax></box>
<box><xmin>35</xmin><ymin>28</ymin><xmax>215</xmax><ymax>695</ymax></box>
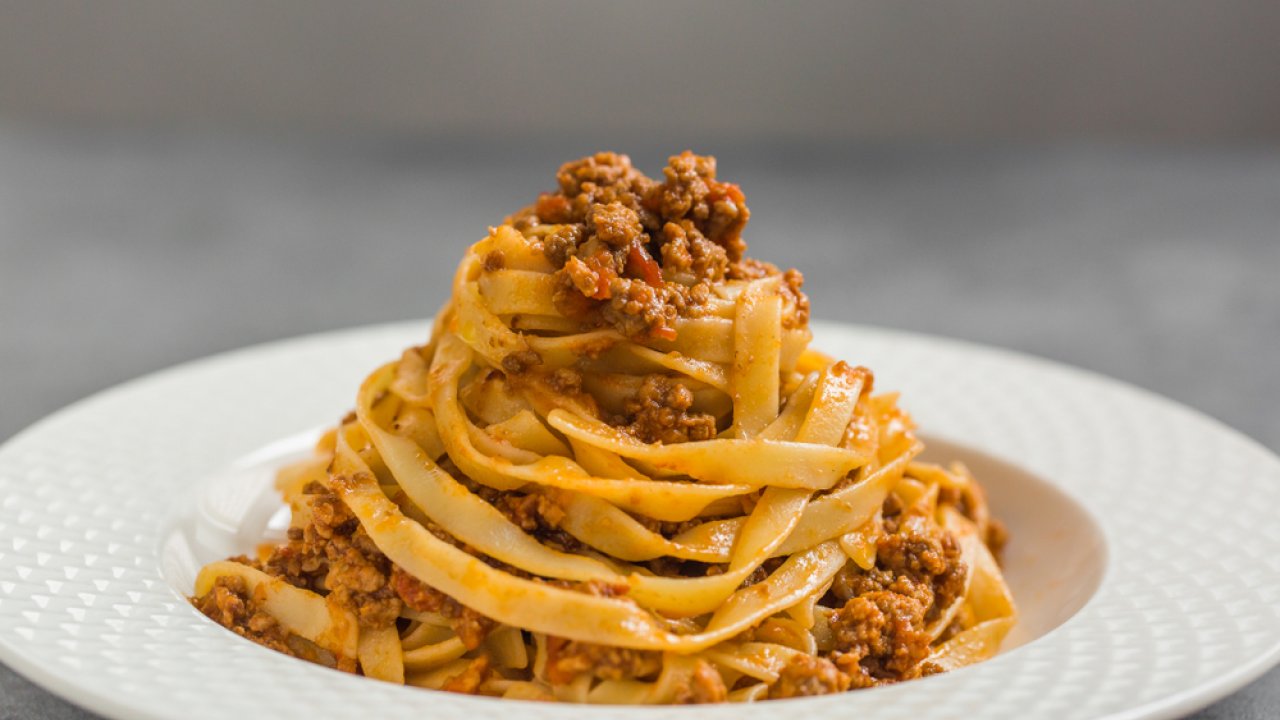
<box><xmin>191</xmin><ymin>151</ymin><xmax>1015</xmax><ymax>703</ymax></box>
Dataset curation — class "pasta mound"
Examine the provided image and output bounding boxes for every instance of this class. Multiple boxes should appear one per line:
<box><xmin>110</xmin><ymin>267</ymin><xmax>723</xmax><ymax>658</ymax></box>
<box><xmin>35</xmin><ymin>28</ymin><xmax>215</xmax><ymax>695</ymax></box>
<box><xmin>192</xmin><ymin>152</ymin><xmax>1015</xmax><ymax>703</ymax></box>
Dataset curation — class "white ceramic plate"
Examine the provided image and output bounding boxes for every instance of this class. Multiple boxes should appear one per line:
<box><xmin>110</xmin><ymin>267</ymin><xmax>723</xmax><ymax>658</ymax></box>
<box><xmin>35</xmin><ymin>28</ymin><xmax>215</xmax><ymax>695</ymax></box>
<box><xmin>2</xmin><ymin>320</ymin><xmax>1278</xmax><ymax>720</ymax></box>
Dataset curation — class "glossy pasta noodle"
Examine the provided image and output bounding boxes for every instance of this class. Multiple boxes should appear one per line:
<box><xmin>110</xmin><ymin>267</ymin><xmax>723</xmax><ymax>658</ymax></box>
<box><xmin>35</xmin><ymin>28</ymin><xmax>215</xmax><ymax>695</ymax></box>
<box><xmin>191</xmin><ymin>152</ymin><xmax>1015</xmax><ymax>703</ymax></box>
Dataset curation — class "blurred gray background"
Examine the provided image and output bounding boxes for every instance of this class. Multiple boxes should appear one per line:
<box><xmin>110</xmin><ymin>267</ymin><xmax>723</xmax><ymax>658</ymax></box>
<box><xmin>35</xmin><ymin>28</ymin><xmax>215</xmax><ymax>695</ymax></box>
<box><xmin>1</xmin><ymin>2</ymin><xmax>1278</xmax><ymax>719</ymax></box>
<box><xmin>2</xmin><ymin>0</ymin><xmax>1280</xmax><ymax>140</ymax></box>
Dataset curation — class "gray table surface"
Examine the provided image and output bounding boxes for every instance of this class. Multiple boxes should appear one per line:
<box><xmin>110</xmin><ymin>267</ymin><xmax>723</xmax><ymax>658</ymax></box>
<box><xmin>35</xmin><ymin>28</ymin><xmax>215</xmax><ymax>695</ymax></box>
<box><xmin>0</xmin><ymin>127</ymin><xmax>1277</xmax><ymax>718</ymax></box>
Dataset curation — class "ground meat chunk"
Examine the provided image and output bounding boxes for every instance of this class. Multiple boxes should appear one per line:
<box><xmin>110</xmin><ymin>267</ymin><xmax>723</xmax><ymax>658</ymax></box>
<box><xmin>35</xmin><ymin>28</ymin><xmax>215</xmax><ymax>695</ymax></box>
<box><xmin>878</xmin><ymin>517</ymin><xmax>951</xmax><ymax>576</ymax></box>
<box><xmin>260</xmin><ymin>482</ymin><xmax>402</xmax><ymax>629</ymax></box>
<box><xmin>832</xmin><ymin>565</ymin><xmax>931</xmax><ymax>610</ymax></box>
<box><xmin>308</xmin><ymin>486</ymin><xmax>400</xmax><ymax>628</ymax></box>
<box><xmin>547</xmin><ymin>367</ymin><xmax>583</xmax><ymax>395</ymax></box>
<box><xmin>600</xmin><ymin>279</ymin><xmax>680</xmax><ymax>340</ymax></box>
<box><xmin>482</xmin><ymin>249</ymin><xmax>505</xmax><ymax>272</ymax></box>
<box><xmin>725</xmin><ymin>256</ymin><xmax>776</xmax><ymax>281</ymax></box>
<box><xmin>325</xmin><ymin>536</ymin><xmax>402</xmax><ymax>629</ymax></box>
<box><xmin>649</xmin><ymin>152</ymin><xmax>749</xmax><ymax>261</ymax></box>
<box><xmin>551</xmin><ymin>152</ymin><xmax>659</xmax><ymax>230</ymax></box>
<box><xmin>780</xmin><ymin>268</ymin><xmax>810</xmax><ymax>328</ymax></box>
<box><xmin>659</xmin><ymin>221</ymin><xmax>728</xmax><ymax>284</ymax></box>
<box><xmin>829</xmin><ymin>591</ymin><xmax>932</xmax><ymax>684</ymax></box>
<box><xmin>549</xmin><ymin>212</ymin><xmax>676</xmax><ymax>341</ymax></box>
<box><xmin>263</xmin><ymin>525</ymin><xmax>328</xmax><ymax>592</ymax></box>
<box><xmin>490</xmin><ymin>490</ymin><xmax>581</xmax><ymax>551</ymax></box>
<box><xmin>672</xmin><ymin>660</ymin><xmax>728</xmax><ymax>704</ymax></box>
<box><xmin>193</xmin><ymin>572</ymin><xmax>358</xmax><ymax>672</ymax></box>
<box><xmin>553</xmin><ymin>264</ymin><xmax>605</xmax><ymax>321</ymax></box>
<box><xmin>557</xmin><ymin>152</ymin><xmax>642</xmax><ymax>195</ymax></box>
<box><xmin>769</xmin><ymin>655</ymin><xmax>851</xmax><ymax>698</ymax></box>
<box><xmin>541</xmin><ymin>223</ymin><xmax>584</xmax><ymax>267</ymax></box>
<box><xmin>507</xmin><ymin>205</ymin><xmax>540</xmax><ymax>232</ymax></box>
<box><xmin>441</xmin><ymin>655</ymin><xmax>492</xmax><ymax>695</ymax></box>
<box><xmin>878</xmin><ymin>514</ymin><xmax>967</xmax><ymax>622</ymax></box>
<box><xmin>613</xmin><ymin>374</ymin><xmax>717</xmax><ymax>444</ymax></box>
<box><xmin>390</xmin><ymin>567</ymin><xmax>495</xmax><ymax>649</ymax></box>
<box><xmin>560</xmin><ymin>250</ymin><xmax>616</xmax><ymax>301</ymax></box>
<box><xmin>832</xmin><ymin>509</ymin><xmax>967</xmax><ymax>625</ymax></box>
<box><xmin>543</xmin><ymin>636</ymin><xmax>663</xmax><ymax>685</ymax></box>
<box><xmin>524</xmin><ymin>151</ymin><xmax>798</xmax><ymax>341</ymax></box>
<box><xmin>502</xmin><ymin>491</ymin><xmax>567</xmax><ymax>529</ymax></box>
<box><xmin>588</xmin><ymin>201</ymin><xmax>644</xmax><ymax>249</ymax></box>
<box><xmin>653</xmin><ymin>153</ymin><xmax>712</xmax><ymax>218</ymax></box>
<box><xmin>193</xmin><ymin>575</ymin><xmax>295</xmax><ymax>658</ymax></box>
<box><xmin>501</xmin><ymin>348</ymin><xmax>543</xmax><ymax>374</ymax></box>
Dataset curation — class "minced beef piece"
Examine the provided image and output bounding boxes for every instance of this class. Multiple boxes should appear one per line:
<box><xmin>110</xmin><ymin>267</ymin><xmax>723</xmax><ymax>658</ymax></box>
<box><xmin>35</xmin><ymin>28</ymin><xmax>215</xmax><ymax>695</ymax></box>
<box><xmin>768</xmin><ymin>655</ymin><xmax>850</xmax><ymax>698</ymax></box>
<box><xmin>193</xmin><ymin>575</ymin><xmax>295</xmax><ymax>658</ymax></box>
<box><xmin>519</xmin><ymin>151</ymin><xmax>805</xmax><ymax>341</ymax></box>
<box><xmin>260</xmin><ymin>482</ymin><xmax>402</xmax><ymax>629</ymax></box>
<box><xmin>442</xmin><ymin>655</ymin><xmax>493</xmax><ymax>695</ymax></box>
<box><xmin>501</xmin><ymin>348</ymin><xmax>543</xmax><ymax>374</ymax></box>
<box><xmin>328</xmin><ymin>551</ymin><xmax>401</xmax><ymax>629</ymax></box>
<box><xmin>543</xmin><ymin>636</ymin><xmax>662</xmax><ymax>685</ymax></box>
<box><xmin>878</xmin><ymin>513</ymin><xmax>967</xmax><ymax>623</ymax></box>
<box><xmin>468</xmin><ymin>474</ymin><xmax>583</xmax><ymax>545</ymax></box>
<box><xmin>651</xmin><ymin>152</ymin><xmax>749</xmax><ymax>262</ymax></box>
<box><xmin>552</xmin><ymin>238</ymin><xmax>682</xmax><ymax>341</ymax></box>
<box><xmin>673</xmin><ymin>660</ymin><xmax>728</xmax><ymax>704</ymax></box>
<box><xmin>493</xmin><ymin>491</ymin><xmax>567</xmax><ymax>530</ymax></box>
<box><xmin>613</xmin><ymin>374</ymin><xmax>717</xmax><ymax>444</ymax></box>
<box><xmin>315</xmin><ymin>499</ymin><xmax>401</xmax><ymax>627</ymax></box>
<box><xmin>780</xmin><ymin>268</ymin><xmax>810</xmax><ymax>328</ymax></box>
<box><xmin>541</xmin><ymin>223</ymin><xmax>584</xmax><ymax>266</ymax></box>
<box><xmin>599</xmin><ymin>277</ymin><xmax>681</xmax><ymax>340</ymax></box>
<box><xmin>832</xmin><ymin>508</ymin><xmax>967</xmax><ymax>625</ymax></box>
<box><xmin>936</xmin><ymin>480</ymin><xmax>1007</xmax><ymax>564</ymax></box>
<box><xmin>547</xmin><ymin>367</ymin><xmax>583</xmax><ymax>395</ymax></box>
<box><xmin>831</xmin><ymin>565</ymin><xmax>931</xmax><ymax>610</ymax></box>
<box><xmin>263</xmin><ymin>525</ymin><xmax>328</xmax><ymax>593</ymax></box>
<box><xmin>829</xmin><ymin>591</ymin><xmax>932</xmax><ymax>684</ymax></box>
<box><xmin>660</xmin><ymin>221</ymin><xmax>728</xmax><ymax>284</ymax></box>
<box><xmin>588</xmin><ymin>201</ymin><xmax>644</xmax><ymax>249</ymax></box>
<box><xmin>549</xmin><ymin>152</ymin><xmax>659</xmax><ymax>230</ymax></box>
<box><xmin>482</xmin><ymin>249</ymin><xmax>506</xmax><ymax>272</ymax></box>
<box><xmin>390</xmin><ymin>566</ymin><xmax>496</xmax><ymax>649</ymax></box>
<box><xmin>878</xmin><ymin>515</ymin><xmax>952</xmax><ymax>574</ymax></box>
<box><xmin>726</xmin><ymin>256</ymin><xmax>777</xmax><ymax>281</ymax></box>
<box><xmin>560</xmin><ymin>251</ymin><xmax>616</xmax><ymax>300</ymax></box>
<box><xmin>489</xmin><ymin>490</ymin><xmax>582</xmax><ymax>552</ymax></box>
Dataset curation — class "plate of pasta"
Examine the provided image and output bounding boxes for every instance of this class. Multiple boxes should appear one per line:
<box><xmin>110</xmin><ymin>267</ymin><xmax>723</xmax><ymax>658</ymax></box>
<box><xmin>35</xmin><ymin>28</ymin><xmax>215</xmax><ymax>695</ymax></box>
<box><xmin>1</xmin><ymin>152</ymin><xmax>1279</xmax><ymax>720</ymax></box>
